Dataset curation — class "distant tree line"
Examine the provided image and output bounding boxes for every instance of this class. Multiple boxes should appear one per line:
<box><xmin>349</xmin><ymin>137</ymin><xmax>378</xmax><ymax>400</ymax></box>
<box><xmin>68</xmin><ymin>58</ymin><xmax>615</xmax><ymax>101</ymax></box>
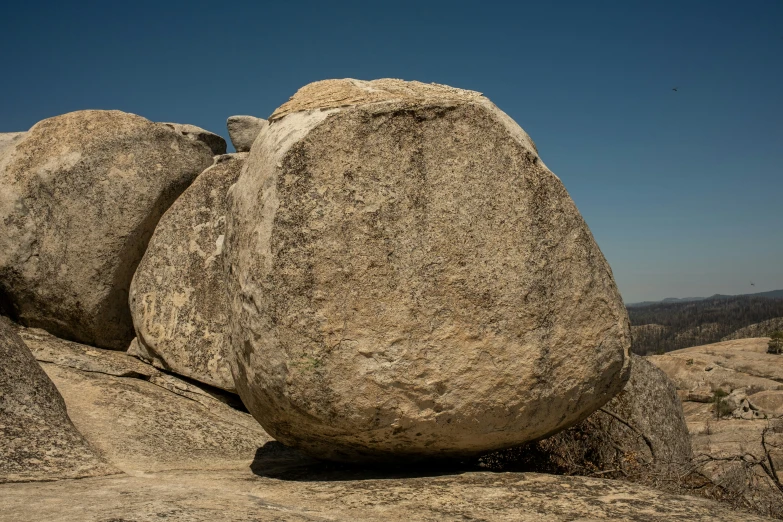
<box><xmin>628</xmin><ymin>296</ymin><xmax>783</xmax><ymax>355</ymax></box>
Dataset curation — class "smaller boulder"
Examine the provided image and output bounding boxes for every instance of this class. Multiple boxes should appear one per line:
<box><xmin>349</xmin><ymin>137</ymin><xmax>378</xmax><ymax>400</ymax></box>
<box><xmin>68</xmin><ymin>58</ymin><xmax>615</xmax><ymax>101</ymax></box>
<box><xmin>129</xmin><ymin>153</ymin><xmax>247</xmax><ymax>391</ymax></box>
<box><xmin>162</xmin><ymin>122</ymin><xmax>227</xmax><ymax>155</ymax></box>
<box><xmin>481</xmin><ymin>355</ymin><xmax>692</xmax><ymax>481</ymax></box>
<box><xmin>747</xmin><ymin>389</ymin><xmax>783</xmax><ymax>417</ymax></box>
<box><xmin>226</xmin><ymin>115</ymin><xmax>268</xmax><ymax>152</ymax></box>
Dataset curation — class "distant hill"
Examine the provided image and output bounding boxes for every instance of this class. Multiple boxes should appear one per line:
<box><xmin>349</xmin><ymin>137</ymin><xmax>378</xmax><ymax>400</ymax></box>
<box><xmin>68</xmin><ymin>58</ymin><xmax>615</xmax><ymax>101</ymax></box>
<box><xmin>721</xmin><ymin>317</ymin><xmax>783</xmax><ymax>341</ymax></box>
<box><xmin>628</xmin><ymin>294</ymin><xmax>783</xmax><ymax>355</ymax></box>
<box><xmin>626</xmin><ymin>289</ymin><xmax>783</xmax><ymax>308</ymax></box>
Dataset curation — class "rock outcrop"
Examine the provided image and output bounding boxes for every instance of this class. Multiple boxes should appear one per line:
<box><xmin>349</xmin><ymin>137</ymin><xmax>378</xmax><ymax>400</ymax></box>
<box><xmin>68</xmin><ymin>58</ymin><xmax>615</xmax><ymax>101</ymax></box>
<box><xmin>226</xmin><ymin>78</ymin><xmax>631</xmax><ymax>461</ymax></box>
<box><xmin>648</xmin><ymin>338</ymin><xmax>783</xmax><ymax>405</ymax></box>
<box><xmin>0</xmin><ymin>110</ymin><xmax>214</xmax><ymax>349</ymax></box>
<box><xmin>226</xmin><ymin>115</ymin><xmax>268</xmax><ymax>152</ymax></box>
<box><xmin>0</xmin><ymin>317</ymin><xmax>117</xmax><ymax>482</ymax></box>
<box><xmin>15</xmin><ymin>324</ymin><xmax>271</xmax><ymax>473</ymax></box>
<box><xmin>482</xmin><ymin>355</ymin><xmax>692</xmax><ymax>479</ymax></box>
<box><xmin>162</xmin><ymin>122</ymin><xmax>227</xmax><ymax>155</ymax></box>
<box><xmin>0</xmin><ymin>463</ymin><xmax>771</xmax><ymax>521</ymax></box>
<box><xmin>129</xmin><ymin>153</ymin><xmax>246</xmax><ymax>391</ymax></box>
<box><xmin>650</xmin><ymin>338</ymin><xmax>783</xmax><ymax>517</ymax></box>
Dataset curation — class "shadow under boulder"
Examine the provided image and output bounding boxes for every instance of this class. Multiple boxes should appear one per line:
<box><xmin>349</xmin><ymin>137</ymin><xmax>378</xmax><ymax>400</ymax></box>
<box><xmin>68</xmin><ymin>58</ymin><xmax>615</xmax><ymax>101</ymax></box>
<box><xmin>480</xmin><ymin>355</ymin><xmax>692</xmax><ymax>485</ymax></box>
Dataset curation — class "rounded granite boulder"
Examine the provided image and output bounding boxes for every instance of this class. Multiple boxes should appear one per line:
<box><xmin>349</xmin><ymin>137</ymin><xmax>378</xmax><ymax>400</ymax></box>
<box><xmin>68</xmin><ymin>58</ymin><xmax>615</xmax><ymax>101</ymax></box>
<box><xmin>129</xmin><ymin>153</ymin><xmax>247</xmax><ymax>392</ymax></box>
<box><xmin>225</xmin><ymin>79</ymin><xmax>631</xmax><ymax>461</ymax></box>
<box><xmin>0</xmin><ymin>110</ymin><xmax>215</xmax><ymax>349</ymax></box>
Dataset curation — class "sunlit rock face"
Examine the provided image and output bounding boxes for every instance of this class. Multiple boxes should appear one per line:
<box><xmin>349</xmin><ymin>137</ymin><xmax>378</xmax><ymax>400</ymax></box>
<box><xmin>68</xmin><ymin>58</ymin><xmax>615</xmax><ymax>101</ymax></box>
<box><xmin>0</xmin><ymin>110</ymin><xmax>214</xmax><ymax>349</ymax></box>
<box><xmin>226</xmin><ymin>79</ymin><xmax>631</xmax><ymax>461</ymax></box>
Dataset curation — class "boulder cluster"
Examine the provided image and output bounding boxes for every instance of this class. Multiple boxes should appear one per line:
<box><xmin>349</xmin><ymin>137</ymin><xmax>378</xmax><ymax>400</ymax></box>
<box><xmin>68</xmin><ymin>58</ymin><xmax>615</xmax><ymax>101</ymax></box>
<box><xmin>3</xmin><ymin>79</ymin><xmax>693</xmax><ymax>477</ymax></box>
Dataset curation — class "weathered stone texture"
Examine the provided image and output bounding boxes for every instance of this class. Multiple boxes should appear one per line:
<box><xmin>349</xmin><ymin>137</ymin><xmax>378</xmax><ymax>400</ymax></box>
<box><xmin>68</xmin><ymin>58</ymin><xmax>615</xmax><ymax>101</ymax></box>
<box><xmin>0</xmin><ymin>317</ymin><xmax>117</xmax><ymax>482</ymax></box>
<box><xmin>226</xmin><ymin>115</ymin><xmax>268</xmax><ymax>152</ymax></box>
<box><xmin>483</xmin><ymin>355</ymin><xmax>692</xmax><ymax>479</ymax></box>
<box><xmin>162</xmin><ymin>122</ymin><xmax>227</xmax><ymax>155</ymax></box>
<box><xmin>129</xmin><ymin>153</ymin><xmax>246</xmax><ymax>391</ymax></box>
<box><xmin>15</xmin><ymin>324</ymin><xmax>271</xmax><ymax>473</ymax></box>
<box><xmin>226</xmin><ymin>79</ymin><xmax>631</xmax><ymax>461</ymax></box>
<box><xmin>0</xmin><ymin>110</ymin><xmax>214</xmax><ymax>349</ymax></box>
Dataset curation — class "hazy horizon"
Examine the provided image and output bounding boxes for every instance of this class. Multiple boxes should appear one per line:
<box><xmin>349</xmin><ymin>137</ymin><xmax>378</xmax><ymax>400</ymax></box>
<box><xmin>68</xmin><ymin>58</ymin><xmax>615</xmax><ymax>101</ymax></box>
<box><xmin>2</xmin><ymin>1</ymin><xmax>781</xmax><ymax>303</ymax></box>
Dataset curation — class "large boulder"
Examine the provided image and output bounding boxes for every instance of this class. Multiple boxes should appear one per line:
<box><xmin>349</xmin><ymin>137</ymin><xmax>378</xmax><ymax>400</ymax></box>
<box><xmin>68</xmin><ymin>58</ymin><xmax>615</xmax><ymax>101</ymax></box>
<box><xmin>481</xmin><ymin>355</ymin><xmax>692</xmax><ymax>480</ymax></box>
<box><xmin>162</xmin><ymin>122</ymin><xmax>227</xmax><ymax>156</ymax></box>
<box><xmin>129</xmin><ymin>153</ymin><xmax>246</xmax><ymax>391</ymax></box>
<box><xmin>225</xmin><ymin>78</ymin><xmax>631</xmax><ymax>461</ymax></box>
<box><xmin>0</xmin><ymin>317</ymin><xmax>117</xmax><ymax>482</ymax></box>
<box><xmin>0</xmin><ymin>110</ymin><xmax>215</xmax><ymax>349</ymax></box>
<box><xmin>226</xmin><ymin>115</ymin><xmax>268</xmax><ymax>152</ymax></box>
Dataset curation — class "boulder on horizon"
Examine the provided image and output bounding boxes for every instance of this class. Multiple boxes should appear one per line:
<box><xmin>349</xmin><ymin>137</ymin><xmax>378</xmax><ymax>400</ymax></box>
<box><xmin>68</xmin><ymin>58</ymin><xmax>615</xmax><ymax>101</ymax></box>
<box><xmin>162</xmin><ymin>122</ymin><xmax>227</xmax><ymax>155</ymax></box>
<box><xmin>226</xmin><ymin>115</ymin><xmax>268</xmax><ymax>152</ymax></box>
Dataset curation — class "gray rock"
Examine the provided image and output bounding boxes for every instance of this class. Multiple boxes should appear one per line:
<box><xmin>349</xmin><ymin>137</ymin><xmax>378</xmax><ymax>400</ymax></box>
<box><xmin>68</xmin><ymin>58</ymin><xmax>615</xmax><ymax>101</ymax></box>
<box><xmin>0</xmin><ymin>110</ymin><xmax>215</xmax><ymax>349</ymax></box>
<box><xmin>162</xmin><ymin>122</ymin><xmax>227</xmax><ymax>155</ymax></box>
<box><xmin>226</xmin><ymin>78</ymin><xmax>631</xmax><ymax>461</ymax></box>
<box><xmin>0</xmin><ymin>317</ymin><xmax>117</xmax><ymax>483</ymax></box>
<box><xmin>129</xmin><ymin>153</ymin><xmax>247</xmax><ymax>392</ymax></box>
<box><xmin>226</xmin><ymin>115</ymin><xmax>268</xmax><ymax>152</ymax></box>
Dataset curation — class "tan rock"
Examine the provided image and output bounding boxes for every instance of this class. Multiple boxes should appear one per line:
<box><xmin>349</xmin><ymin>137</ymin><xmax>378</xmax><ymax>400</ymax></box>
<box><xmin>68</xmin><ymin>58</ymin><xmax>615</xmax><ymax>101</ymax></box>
<box><xmin>482</xmin><ymin>355</ymin><xmax>691</xmax><ymax>479</ymax></box>
<box><xmin>649</xmin><ymin>339</ymin><xmax>783</xmax><ymax>516</ymax></box>
<box><xmin>648</xmin><ymin>338</ymin><xmax>783</xmax><ymax>397</ymax></box>
<box><xmin>0</xmin><ymin>132</ymin><xmax>25</xmax><ymax>159</ymax></box>
<box><xmin>0</xmin><ymin>466</ymin><xmax>770</xmax><ymax>521</ymax></box>
<box><xmin>226</xmin><ymin>78</ymin><xmax>631</xmax><ymax>461</ymax></box>
<box><xmin>162</xmin><ymin>122</ymin><xmax>227</xmax><ymax>155</ymax></box>
<box><xmin>129</xmin><ymin>153</ymin><xmax>246</xmax><ymax>391</ymax></box>
<box><xmin>0</xmin><ymin>317</ymin><xmax>117</xmax><ymax>482</ymax></box>
<box><xmin>226</xmin><ymin>115</ymin><xmax>268</xmax><ymax>152</ymax></box>
<box><xmin>15</xmin><ymin>324</ymin><xmax>270</xmax><ymax>473</ymax></box>
<box><xmin>0</xmin><ymin>110</ymin><xmax>214</xmax><ymax>349</ymax></box>
<box><xmin>748</xmin><ymin>390</ymin><xmax>783</xmax><ymax>417</ymax></box>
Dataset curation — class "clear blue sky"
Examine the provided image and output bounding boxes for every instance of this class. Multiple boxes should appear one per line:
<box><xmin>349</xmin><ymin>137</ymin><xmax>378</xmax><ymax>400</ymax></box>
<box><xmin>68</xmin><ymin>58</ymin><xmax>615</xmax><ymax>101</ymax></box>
<box><xmin>1</xmin><ymin>1</ymin><xmax>781</xmax><ymax>303</ymax></box>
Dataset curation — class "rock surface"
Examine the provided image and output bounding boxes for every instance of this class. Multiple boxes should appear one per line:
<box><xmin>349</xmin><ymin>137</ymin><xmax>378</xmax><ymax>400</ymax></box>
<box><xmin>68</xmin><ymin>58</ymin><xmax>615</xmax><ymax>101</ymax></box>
<box><xmin>0</xmin><ymin>110</ymin><xmax>214</xmax><ymax>349</ymax></box>
<box><xmin>226</xmin><ymin>78</ymin><xmax>631</xmax><ymax>461</ymax></box>
<box><xmin>14</xmin><ymin>324</ymin><xmax>271</xmax><ymax>473</ymax></box>
<box><xmin>648</xmin><ymin>338</ymin><xmax>783</xmax><ymax>406</ymax></box>
<box><xmin>483</xmin><ymin>355</ymin><xmax>692</xmax><ymax>479</ymax></box>
<box><xmin>649</xmin><ymin>339</ymin><xmax>783</xmax><ymax>517</ymax></box>
<box><xmin>0</xmin><ymin>132</ymin><xmax>25</xmax><ymax>158</ymax></box>
<box><xmin>0</xmin><ymin>465</ymin><xmax>771</xmax><ymax>521</ymax></box>
<box><xmin>226</xmin><ymin>115</ymin><xmax>268</xmax><ymax>152</ymax></box>
<box><xmin>162</xmin><ymin>122</ymin><xmax>227</xmax><ymax>155</ymax></box>
<box><xmin>129</xmin><ymin>153</ymin><xmax>246</xmax><ymax>391</ymax></box>
<box><xmin>0</xmin><ymin>317</ymin><xmax>117</xmax><ymax>482</ymax></box>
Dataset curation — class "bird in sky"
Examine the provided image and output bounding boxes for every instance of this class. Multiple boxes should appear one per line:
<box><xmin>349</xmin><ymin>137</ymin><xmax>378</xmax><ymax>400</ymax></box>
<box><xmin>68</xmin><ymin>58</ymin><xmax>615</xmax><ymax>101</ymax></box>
<box><xmin>672</xmin><ymin>87</ymin><xmax>678</xmax><ymax>92</ymax></box>
<box><xmin>751</xmin><ymin>282</ymin><xmax>756</xmax><ymax>286</ymax></box>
